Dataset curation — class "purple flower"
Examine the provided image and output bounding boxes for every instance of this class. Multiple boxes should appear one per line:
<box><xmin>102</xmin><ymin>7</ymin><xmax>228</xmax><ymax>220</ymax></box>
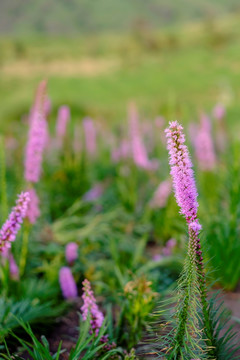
<box><xmin>193</xmin><ymin>114</ymin><xmax>216</xmax><ymax>171</ymax></box>
<box><xmin>81</xmin><ymin>279</ymin><xmax>104</xmax><ymax>335</ymax></box>
<box><xmin>56</xmin><ymin>105</ymin><xmax>70</xmax><ymax>138</ymax></box>
<box><xmin>0</xmin><ymin>192</ymin><xmax>30</xmax><ymax>251</ymax></box>
<box><xmin>59</xmin><ymin>266</ymin><xmax>78</xmax><ymax>299</ymax></box>
<box><xmin>83</xmin><ymin>183</ymin><xmax>104</xmax><ymax>202</ymax></box>
<box><xmin>65</xmin><ymin>242</ymin><xmax>78</xmax><ymax>265</ymax></box>
<box><xmin>165</xmin><ymin>121</ymin><xmax>199</xmax><ymax>223</ymax></box>
<box><xmin>129</xmin><ymin>103</ymin><xmax>158</xmax><ymax>170</ymax></box>
<box><xmin>162</xmin><ymin>238</ymin><xmax>177</xmax><ymax>256</ymax></box>
<box><xmin>83</xmin><ymin>117</ymin><xmax>97</xmax><ymax>156</ymax></box>
<box><xmin>26</xmin><ymin>188</ymin><xmax>40</xmax><ymax>224</ymax></box>
<box><xmin>24</xmin><ymin>82</ymin><xmax>48</xmax><ymax>183</ymax></box>
<box><xmin>165</xmin><ymin>121</ymin><xmax>205</xmax><ymax>279</ymax></box>
<box><xmin>152</xmin><ymin>254</ymin><xmax>163</xmax><ymax>261</ymax></box>
<box><xmin>150</xmin><ymin>179</ymin><xmax>172</xmax><ymax>208</ymax></box>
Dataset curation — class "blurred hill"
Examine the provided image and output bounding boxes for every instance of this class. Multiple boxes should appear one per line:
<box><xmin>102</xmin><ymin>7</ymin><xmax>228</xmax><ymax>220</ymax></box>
<box><xmin>1</xmin><ymin>0</ymin><xmax>240</xmax><ymax>35</ymax></box>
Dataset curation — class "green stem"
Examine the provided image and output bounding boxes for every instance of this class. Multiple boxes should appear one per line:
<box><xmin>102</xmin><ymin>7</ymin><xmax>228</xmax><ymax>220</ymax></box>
<box><xmin>190</xmin><ymin>228</ymin><xmax>217</xmax><ymax>358</ymax></box>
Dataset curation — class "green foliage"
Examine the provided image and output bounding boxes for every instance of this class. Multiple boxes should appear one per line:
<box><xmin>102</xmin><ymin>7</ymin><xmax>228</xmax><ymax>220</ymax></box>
<box><xmin>200</xmin><ymin>144</ymin><xmax>240</xmax><ymax>290</ymax></box>
<box><xmin>2</xmin><ymin>317</ymin><xmax>125</xmax><ymax>360</ymax></box>
<box><xmin>117</xmin><ymin>275</ymin><xmax>157</xmax><ymax>350</ymax></box>
<box><xmin>0</xmin><ymin>297</ymin><xmax>62</xmax><ymax>341</ymax></box>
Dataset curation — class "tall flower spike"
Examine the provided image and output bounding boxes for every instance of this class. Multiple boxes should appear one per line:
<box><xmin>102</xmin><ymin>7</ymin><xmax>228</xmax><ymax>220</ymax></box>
<box><xmin>128</xmin><ymin>102</ymin><xmax>157</xmax><ymax>170</ymax></box>
<box><xmin>165</xmin><ymin>121</ymin><xmax>199</xmax><ymax>223</ymax></box>
<box><xmin>83</xmin><ymin>117</ymin><xmax>97</xmax><ymax>156</ymax></box>
<box><xmin>81</xmin><ymin>279</ymin><xmax>104</xmax><ymax>335</ymax></box>
<box><xmin>0</xmin><ymin>192</ymin><xmax>30</xmax><ymax>251</ymax></box>
<box><xmin>59</xmin><ymin>266</ymin><xmax>78</xmax><ymax>299</ymax></box>
<box><xmin>56</xmin><ymin>105</ymin><xmax>70</xmax><ymax>138</ymax></box>
<box><xmin>24</xmin><ymin>81</ymin><xmax>48</xmax><ymax>183</ymax></box>
<box><xmin>194</xmin><ymin>114</ymin><xmax>216</xmax><ymax>171</ymax></box>
<box><xmin>26</xmin><ymin>188</ymin><xmax>40</xmax><ymax>224</ymax></box>
<box><xmin>164</xmin><ymin>121</ymin><xmax>227</xmax><ymax>359</ymax></box>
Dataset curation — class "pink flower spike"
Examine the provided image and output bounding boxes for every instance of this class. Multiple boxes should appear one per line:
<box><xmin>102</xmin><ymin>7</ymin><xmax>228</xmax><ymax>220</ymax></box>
<box><xmin>128</xmin><ymin>103</ymin><xmax>157</xmax><ymax>170</ymax></box>
<box><xmin>56</xmin><ymin>105</ymin><xmax>70</xmax><ymax>138</ymax></box>
<box><xmin>59</xmin><ymin>267</ymin><xmax>78</xmax><ymax>299</ymax></box>
<box><xmin>24</xmin><ymin>81</ymin><xmax>48</xmax><ymax>183</ymax></box>
<box><xmin>65</xmin><ymin>242</ymin><xmax>78</xmax><ymax>265</ymax></box>
<box><xmin>193</xmin><ymin>114</ymin><xmax>216</xmax><ymax>171</ymax></box>
<box><xmin>83</xmin><ymin>183</ymin><xmax>104</xmax><ymax>202</ymax></box>
<box><xmin>83</xmin><ymin>117</ymin><xmax>97</xmax><ymax>156</ymax></box>
<box><xmin>165</xmin><ymin>121</ymin><xmax>199</xmax><ymax>223</ymax></box>
<box><xmin>81</xmin><ymin>279</ymin><xmax>104</xmax><ymax>335</ymax></box>
<box><xmin>26</xmin><ymin>188</ymin><xmax>40</xmax><ymax>224</ymax></box>
<box><xmin>0</xmin><ymin>192</ymin><xmax>30</xmax><ymax>251</ymax></box>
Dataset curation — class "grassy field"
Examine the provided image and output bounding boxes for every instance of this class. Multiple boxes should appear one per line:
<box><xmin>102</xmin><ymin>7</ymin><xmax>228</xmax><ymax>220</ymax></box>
<box><xmin>1</xmin><ymin>14</ymin><xmax>240</xmax><ymax>132</ymax></box>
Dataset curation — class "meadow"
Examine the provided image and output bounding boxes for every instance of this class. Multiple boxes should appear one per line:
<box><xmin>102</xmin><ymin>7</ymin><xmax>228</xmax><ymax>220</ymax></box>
<box><xmin>0</xmin><ymin>14</ymin><xmax>240</xmax><ymax>360</ymax></box>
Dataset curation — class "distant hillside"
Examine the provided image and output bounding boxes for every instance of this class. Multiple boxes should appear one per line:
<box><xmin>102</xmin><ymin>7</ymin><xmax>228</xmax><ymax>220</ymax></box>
<box><xmin>1</xmin><ymin>0</ymin><xmax>240</xmax><ymax>36</ymax></box>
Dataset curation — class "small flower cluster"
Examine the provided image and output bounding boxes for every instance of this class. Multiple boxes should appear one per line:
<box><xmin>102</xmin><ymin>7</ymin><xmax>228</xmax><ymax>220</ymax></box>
<box><xmin>81</xmin><ymin>279</ymin><xmax>104</xmax><ymax>334</ymax></box>
<box><xmin>56</xmin><ymin>105</ymin><xmax>70</xmax><ymax>138</ymax></box>
<box><xmin>59</xmin><ymin>266</ymin><xmax>78</xmax><ymax>299</ymax></box>
<box><xmin>81</xmin><ymin>279</ymin><xmax>116</xmax><ymax>350</ymax></box>
<box><xmin>65</xmin><ymin>242</ymin><xmax>78</xmax><ymax>265</ymax></box>
<box><xmin>0</xmin><ymin>192</ymin><xmax>30</xmax><ymax>251</ymax></box>
<box><xmin>82</xmin><ymin>183</ymin><xmax>104</xmax><ymax>202</ymax></box>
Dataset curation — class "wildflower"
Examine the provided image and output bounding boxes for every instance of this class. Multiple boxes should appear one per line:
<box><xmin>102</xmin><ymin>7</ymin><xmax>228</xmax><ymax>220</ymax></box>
<box><xmin>152</xmin><ymin>254</ymin><xmax>163</xmax><ymax>261</ymax></box>
<box><xmin>0</xmin><ymin>192</ymin><xmax>30</xmax><ymax>251</ymax></box>
<box><xmin>213</xmin><ymin>103</ymin><xmax>227</xmax><ymax>152</ymax></box>
<box><xmin>26</xmin><ymin>188</ymin><xmax>40</xmax><ymax>224</ymax></box>
<box><xmin>193</xmin><ymin>114</ymin><xmax>216</xmax><ymax>171</ymax></box>
<box><xmin>81</xmin><ymin>279</ymin><xmax>104</xmax><ymax>334</ymax></box>
<box><xmin>162</xmin><ymin>238</ymin><xmax>176</xmax><ymax>256</ymax></box>
<box><xmin>56</xmin><ymin>105</ymin><xmax>70</xmax><ymax>138</ymax></box>
<box><xmin>83</xmin><ymin>183</ymin><xmax>104</xmax><ymax>202</ymax></box>
<box><xmin>59</xmin><ymin>266</ymin><xmax>77</xmax><ymax>299</ymax></box>
<box><xmin>65</xmin><ymin>242</ymin><xmax>78</xmax><ymax>265</ymax></box>
<box><xmin>165</xmin><ymin>121</ymin><xmax>205</xmax><ymax>282</ymax></box>
<box><xmin>129</xmin><ymin>103</ymin><xmax>158</xmax><ymax>170</ymax></box>
<box><xmin>150</xmin><ymin>179</ymin><xmax>172</xmax><ymax>208</ymax></box>
<box><xmin>83</xmin><ymin>117</ymin><xmax>97</xmax><ymax>156</ymax></box>
<box><xmin>24</xmin><ymin>82</ymin><xmax>48</xmax><ymax>183</ymax></box>
<box><xmin>165</xmin><ymin>121</ymin><xmax>199</xmax><ymax>223</ymax></box>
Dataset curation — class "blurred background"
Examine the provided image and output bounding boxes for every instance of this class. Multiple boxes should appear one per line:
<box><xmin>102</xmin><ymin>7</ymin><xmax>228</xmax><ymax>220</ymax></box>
<box><xmin>1</xmin><ymin>0</ymin><xmax>240</xmax><ymax>129</ymax></box>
